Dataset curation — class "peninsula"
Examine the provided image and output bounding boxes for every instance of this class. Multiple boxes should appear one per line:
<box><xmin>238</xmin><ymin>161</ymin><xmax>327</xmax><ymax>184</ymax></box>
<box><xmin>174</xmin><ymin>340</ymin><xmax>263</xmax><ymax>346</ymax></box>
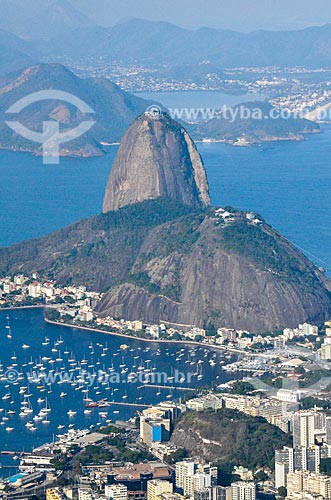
<box><xmin>0</xmin><ymin>111</ymin><xmax>330</xmax><ymax>332</ymax></box>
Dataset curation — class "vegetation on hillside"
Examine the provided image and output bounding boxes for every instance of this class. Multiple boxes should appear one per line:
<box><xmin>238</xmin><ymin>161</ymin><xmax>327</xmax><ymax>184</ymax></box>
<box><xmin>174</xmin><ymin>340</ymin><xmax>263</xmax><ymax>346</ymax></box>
<box><xmin>171</xmin><ymin>409</ymin><xmax>292</xmax><ymax>470</ymax></box>
<box><xmin>218</xmin><ymin>219</ymin><xmax>321</xmax><ymax>286</ymax></box>
<box><xmin>300</xmin><ymin>396</ymin><xmax>331</xmax><ymax>410</ymax></box>
<box><xmin>78</xmin><ymin>445</ymin><xmax>114</xmax><ymax>465</ymax></box>
<box><xmin>1</xmin><ymin>196</ymin><xmax>331</xmax><ymax>331</ymax></box>
<box><xmin>228</xmin><ymin>381</ymin><xmax>256</xmax><ymax>395</ymax></box>
<box><xmin>190</xmin><ymin>101</ymin><xmax>319</xmax><ymax>143</ymax></box>
<box><xmin>0</xmin><ymin>198</ymin><xmax>195</xmax><ymax>292</ymax></box>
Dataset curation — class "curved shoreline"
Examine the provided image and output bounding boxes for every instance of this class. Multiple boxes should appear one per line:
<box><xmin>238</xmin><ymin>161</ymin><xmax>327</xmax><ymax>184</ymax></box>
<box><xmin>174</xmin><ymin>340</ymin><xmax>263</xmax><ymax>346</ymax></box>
<box><xmin>44</xmin><ymin>317</ymin><xmax>228</xmax><ymax>351</ymax></box>
<box><xmin>0</xmin><ymin>304</ymin><xmax>60</xmax><ymax>311</ymax></box>
<box><xmin>0</xmin><ymin>305</ymin><xmax>46</xmax><ymax>311</ymax></box>
<box><xmin>2</xmin><ymin>308</ymin><xmax>251</xmax><ymax>357</ymax></box>
<box><xmin>44</xmin><ymin>318</ymin><xmax>255</xmax><ymax>358</ymax></box>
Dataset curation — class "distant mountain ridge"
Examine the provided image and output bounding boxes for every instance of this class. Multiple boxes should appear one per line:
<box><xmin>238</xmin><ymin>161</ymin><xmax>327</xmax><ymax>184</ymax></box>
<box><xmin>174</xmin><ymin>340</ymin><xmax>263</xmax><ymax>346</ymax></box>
<box><xmin>3</xmin><ymin>16</ymin><xmax>331</xmax><ymax>76</ymax></box>
<box><xmin>0</xmin><ymin>63</ymin><xmax>157</xmax><ymax>157</ymax></box>
<box><xmin>0</xmin><ymin>63</ymin><xmax>319</xmax><ymax>158</ymax></box>
<box><xmin>47</xmin><ymin>19</ymin><xmax>331</xmax><ymax>68</ymax></box>
<box><xmin>0</xmin><ymin>29</ymin><xmax>37</xmax><ymax>74</ymax></box>
<box><xmin>0</xmin><ymin>0</ymin><xmax>94</xmax><ymax>39</ymax></box>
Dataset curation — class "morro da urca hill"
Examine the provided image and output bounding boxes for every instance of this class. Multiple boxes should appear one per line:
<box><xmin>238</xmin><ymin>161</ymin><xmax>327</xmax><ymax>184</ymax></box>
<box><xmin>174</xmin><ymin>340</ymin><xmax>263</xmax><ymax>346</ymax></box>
<box><xmin>102</xmin><ymin>112</ymin><xmax>210</xmax><ymax>212</ymax></box>
<box><xmin>1</xmin><ymin>112</ymin><xmax>331</xmax><ymax>332</ymax></box>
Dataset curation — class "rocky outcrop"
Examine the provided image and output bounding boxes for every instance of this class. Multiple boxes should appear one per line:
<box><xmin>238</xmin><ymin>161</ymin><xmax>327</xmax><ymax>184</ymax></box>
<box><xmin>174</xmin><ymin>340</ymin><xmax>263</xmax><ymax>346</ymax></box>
<box><xmin>102</xmin><ymin>112</ymin><xmax>210</xmax><ymax>212</ymax></box>
<box><xmin>1</xmin><ymin>105</ymin><xmax>331</xmax><ymax>332</ymax></box>
<box><xmin>95</xmin><ymin>214</ymin><xmax>331</xmax><ymax>332</ymax></box>
<box><xmin>1</xmin><ymin>197</ymin><xmax>331</xmax><ymax>332</ymax></box>
<box><xmin>170</xmin><ymin>409</ymin><xmax>291</xmax><ymax>468</ymax></box>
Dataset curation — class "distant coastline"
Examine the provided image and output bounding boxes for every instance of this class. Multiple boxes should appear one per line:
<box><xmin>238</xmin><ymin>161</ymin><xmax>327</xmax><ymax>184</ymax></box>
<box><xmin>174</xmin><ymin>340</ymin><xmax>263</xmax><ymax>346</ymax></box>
<box><xmin>0</xmin><ymin>132</ymin><xmax>316</xmax><ymax>159</ymax></box>
<box><xmin>194</xmin><ymin>134</ymin><xmax>315</xmax><ymax>146</ymax></box>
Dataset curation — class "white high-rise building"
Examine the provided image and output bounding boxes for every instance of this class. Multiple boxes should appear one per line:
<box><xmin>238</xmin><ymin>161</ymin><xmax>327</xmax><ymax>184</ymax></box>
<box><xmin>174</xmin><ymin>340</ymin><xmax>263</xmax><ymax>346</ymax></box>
<box><xmin>287</xmin><ymin>471</ymin><xmax>331</xmax><ymax>499</ymax></box>
<box><xmin>320</xmin><ymin>338</ymin><xmax>331</xmax><ymax>360</ymax></box>
<box><xmin>28</xmin><ymin>282</ymin><xmax>42</xmax><ymax>298</ymax></box>
<box><xmin>293</xmin><ymin>412</ymin><xmax>316</xmax><ymax>448</ymax></box>
<box><xmin>231</xmin><ymin>482</ymin><xmax>256</xmax><ymax>500</ymax></box>
<box><xmin>175</xmin><ymin>461</ymin><xmax>218</xmax><ymax>497</ymax></box>
<box><xmin>147</xmin><ymin>480</ymin><xmax>173</xmax><ymax>500</ymax></box>
<box><xmin>301</xmin><ymin>323</ymin><xmax>318</xmax><ymax>336</ymax></box>
<box><xmin>276</xmin><ymin>443</ymin><xmax>331</xmax><ymax>488</ymax></box>
<box><xmin>194</xmin><ymin>487</ymin><xmax>230</xmax><ymax>500</ymax></box>
<box><xmin>184</xmin><ymin>473</ymin><xmax>212</xmax><ymax>498</ymax></box>
<box><xmin>3</xmin><ymin>282</ymin><xmax>13</xmax><ymax>294</ymax></box>
<box><xmin>79</xmin><ymin>490</ymin><xmax>97</xmax><ymax>500</ymax></box>
<box><xmin>175</xmin><ymin>460</ymin><xmax>195</xmax><ymax>494</ymax></box>
<box><xmin>105</xmin><ymin>485</ymin><xmax>128</xmax><ymax>500</ymax></box>
<box><xmin>275</xmin><ymin>447</ymin><xmax>294</xmax><ymax>488</ymax></box>
<box><xmin>326</xmin><ymin>417</ymin><xmax>331</xmax><ymax>445</ymax></box>
<box><xmin>194</xmin><ymin>472</ymin><xmax>212</xmax><ymax>491</ymax></box>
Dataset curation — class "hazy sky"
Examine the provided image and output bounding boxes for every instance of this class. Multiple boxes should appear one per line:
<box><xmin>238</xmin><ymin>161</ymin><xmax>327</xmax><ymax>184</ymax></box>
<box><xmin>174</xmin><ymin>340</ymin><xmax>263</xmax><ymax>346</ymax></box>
<box><xmin>71</xmin><ymin>0</ymin><xmax>331</xmax><ymax>31</ymax></box>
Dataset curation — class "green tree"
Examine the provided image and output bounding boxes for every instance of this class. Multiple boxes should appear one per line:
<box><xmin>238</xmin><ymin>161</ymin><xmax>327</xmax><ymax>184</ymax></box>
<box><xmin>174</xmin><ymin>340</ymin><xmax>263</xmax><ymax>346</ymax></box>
<box><xmin>166</xmin><ymin>448</ymin><xmax>188</xmax><ymax>464</ymax></box>
<box><xmin>255</xmin><ymin>471</ymin><xmax>268</xmax><ymax>482</ymax></box>
<box><xmin>320</xmin><ymin>458</ymin><xmax>331</xmax><ymax>475</ymax></box>
<box><xmin>230</xmin><ymin>381</ymin><xmax>255</xmax><ymax>395</ymax></box>
<box><xmin>278</xmin><ymin>486</ymin><xmax>287</xmax><ymax>498</ymax></box>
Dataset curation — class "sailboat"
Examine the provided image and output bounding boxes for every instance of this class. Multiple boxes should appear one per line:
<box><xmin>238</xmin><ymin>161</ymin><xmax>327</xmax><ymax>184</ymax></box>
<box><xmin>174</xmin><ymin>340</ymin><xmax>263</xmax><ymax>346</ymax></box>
<box><xmin>41</xmin><ymin>398</ymin><xmax>51</xmax><ymax>413</ymax></box>
<box><xmin>5</xmin><ymin>316</ymin><xmax>12</xmax><ymax>339</ymax></box>
<box><xmin>83</xmin><ymin>391</ymin><xmax>93</xmax><ymax>404</ymax></box>
<box><xmin>22</xmin><ymin>399</ymin><xmax>33</xmax><ymax>415</ymax></box>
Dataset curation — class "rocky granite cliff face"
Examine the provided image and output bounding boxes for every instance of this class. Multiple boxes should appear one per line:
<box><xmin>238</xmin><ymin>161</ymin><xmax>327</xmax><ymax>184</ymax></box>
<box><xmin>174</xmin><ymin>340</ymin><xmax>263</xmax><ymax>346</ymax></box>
<box><xmin>1</xmin><ymin>198</ymin><xmax>331</xmax><ymax>332</ymax></box>
<box><xmin>95</xmin><ymin>206</ymin><xmax>331</xmax><ymax>332</ymax></box>
<box><xmin>102</xmin><ymin>112</ymin><xmax>210</xmax><ymax>212</ymax></box>
<box><xmin>1</xmin><ymin>112</ymin><xmax>331</xmax><ymax>332</ymax></box>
